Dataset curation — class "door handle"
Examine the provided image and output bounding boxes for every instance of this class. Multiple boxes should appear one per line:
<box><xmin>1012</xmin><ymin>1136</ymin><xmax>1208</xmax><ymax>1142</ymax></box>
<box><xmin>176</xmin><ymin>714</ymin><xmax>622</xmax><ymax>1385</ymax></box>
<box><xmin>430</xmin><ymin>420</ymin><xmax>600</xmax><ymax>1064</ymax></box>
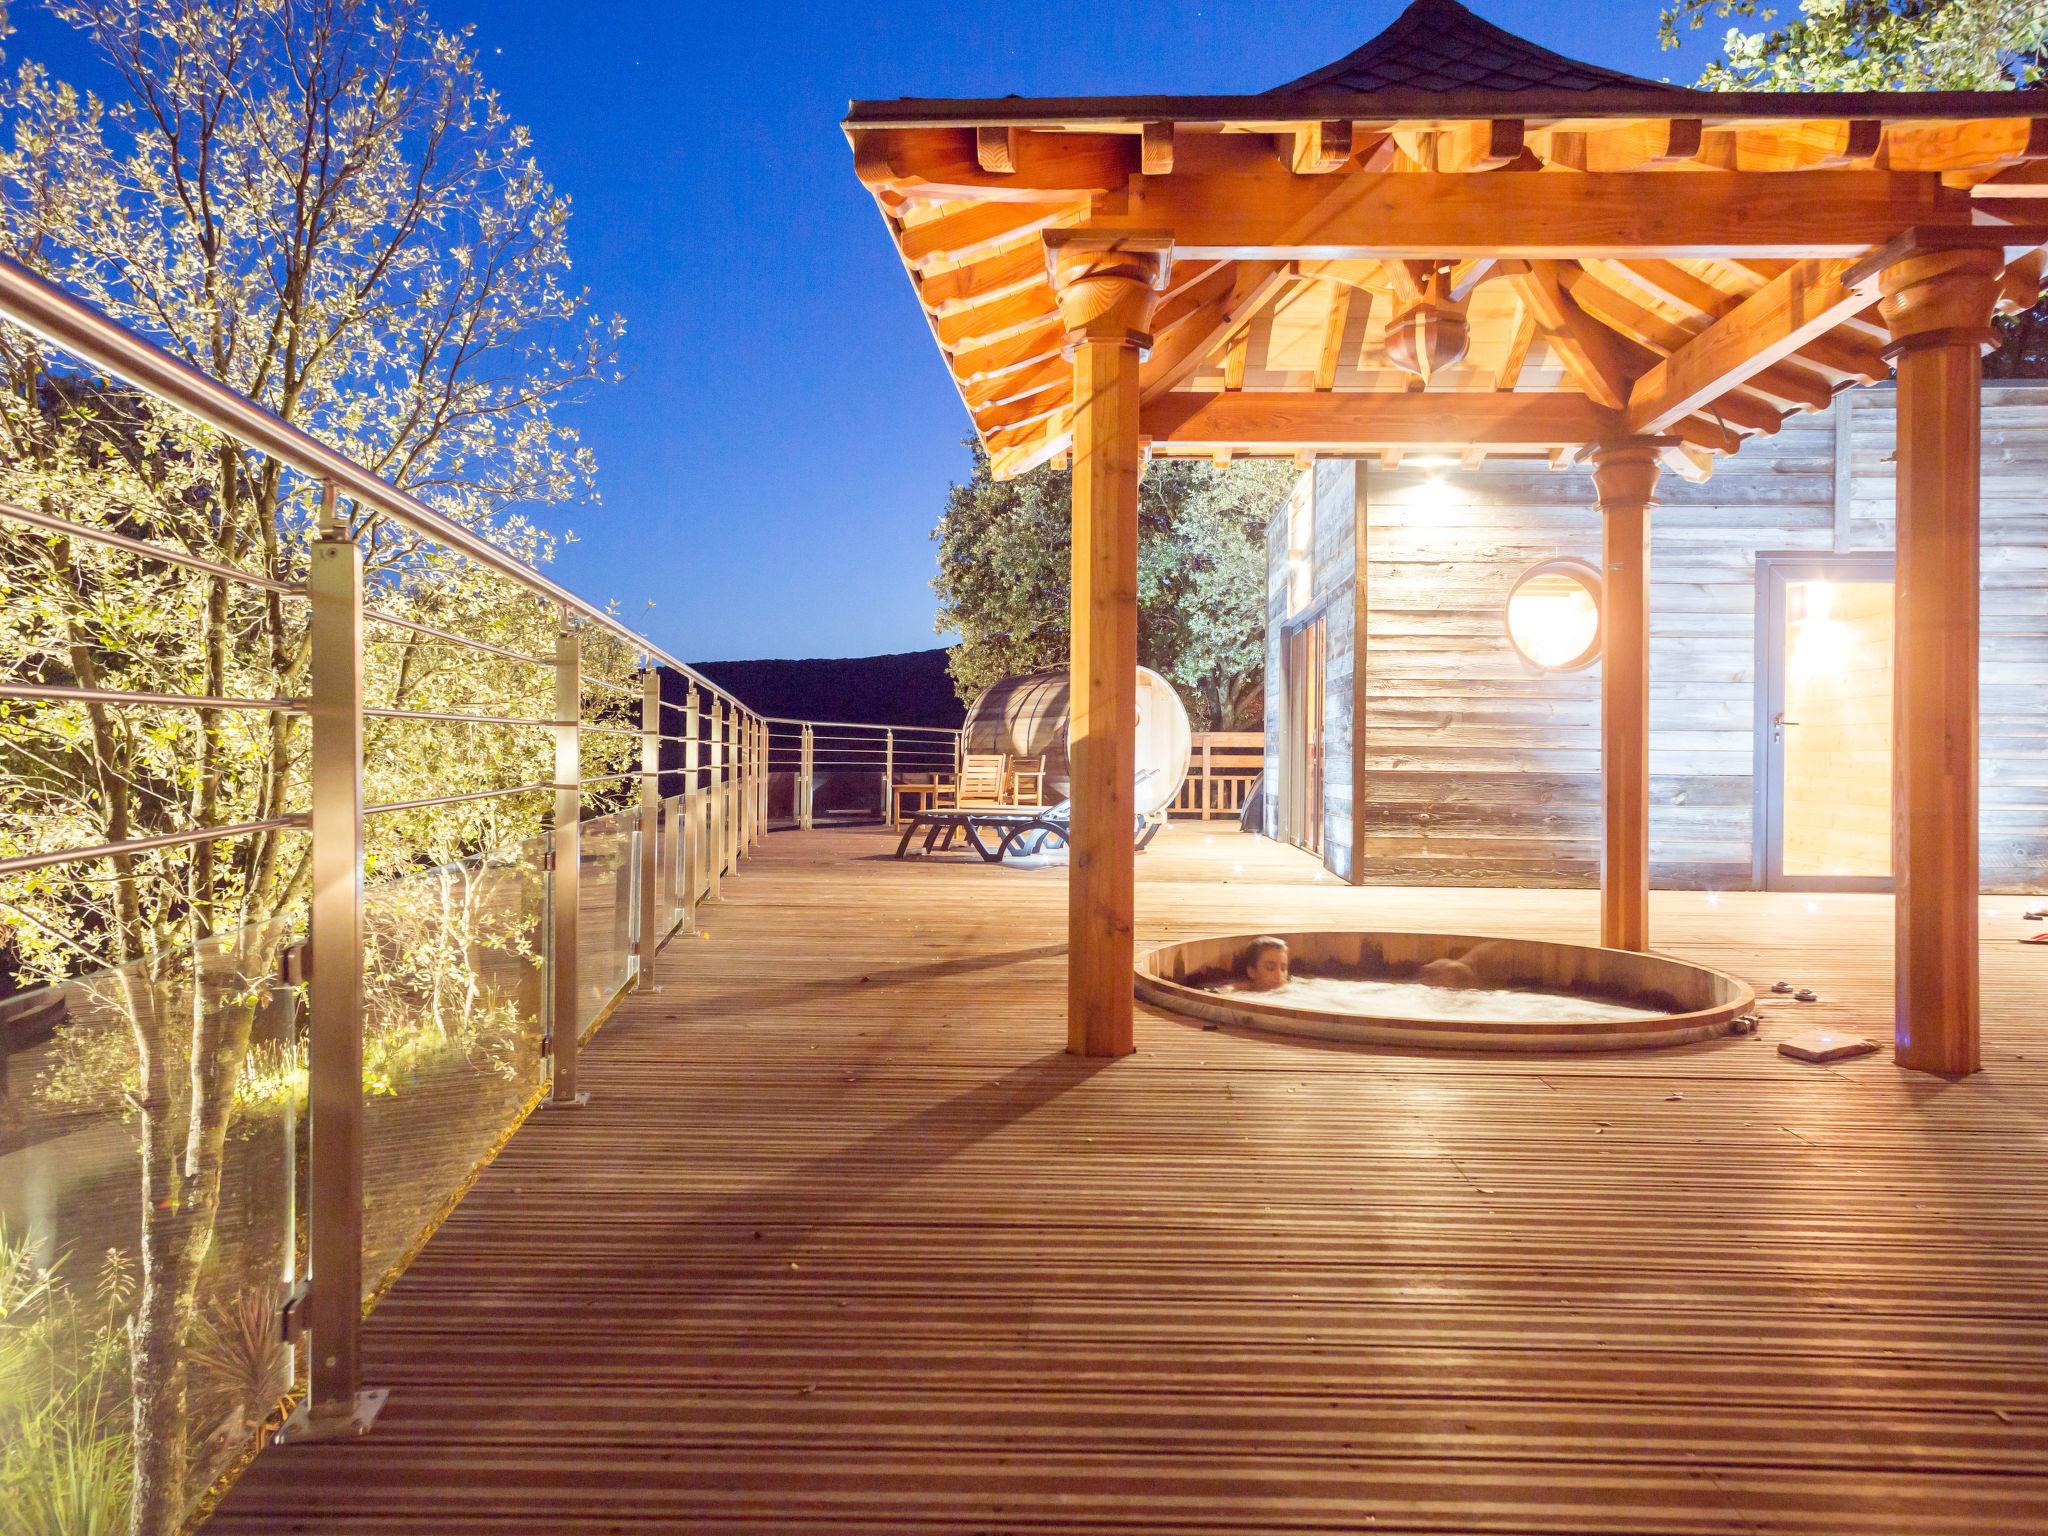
<box><xmin>1773</xmin><ymin>713</ymin><xmax>1799</xmax><ymax>727</ymax></box>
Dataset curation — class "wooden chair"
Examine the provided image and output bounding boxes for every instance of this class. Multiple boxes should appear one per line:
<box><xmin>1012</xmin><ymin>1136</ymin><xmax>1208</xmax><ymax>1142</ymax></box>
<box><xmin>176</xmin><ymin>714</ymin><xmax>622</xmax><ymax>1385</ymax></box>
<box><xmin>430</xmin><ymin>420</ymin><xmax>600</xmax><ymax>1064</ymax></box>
<box><xmin>1008</xmin><ymin>755</ymin><xmax>1047</xmax><ymax>807</ymax></box>
<box><xmin>950</xmin><ymin>752</ymin><xmax>1008</xmax><ymax>807</ymax></box>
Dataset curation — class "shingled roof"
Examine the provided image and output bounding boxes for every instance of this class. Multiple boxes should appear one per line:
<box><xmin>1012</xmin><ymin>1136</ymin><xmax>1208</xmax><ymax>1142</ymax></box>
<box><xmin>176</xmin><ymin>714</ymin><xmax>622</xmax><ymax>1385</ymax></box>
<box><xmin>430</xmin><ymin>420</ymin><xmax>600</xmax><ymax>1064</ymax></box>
<box><xmin>1273</xmin><ymin>0</ymin><xmax>1690</xmax><ymax>97</ymax></box>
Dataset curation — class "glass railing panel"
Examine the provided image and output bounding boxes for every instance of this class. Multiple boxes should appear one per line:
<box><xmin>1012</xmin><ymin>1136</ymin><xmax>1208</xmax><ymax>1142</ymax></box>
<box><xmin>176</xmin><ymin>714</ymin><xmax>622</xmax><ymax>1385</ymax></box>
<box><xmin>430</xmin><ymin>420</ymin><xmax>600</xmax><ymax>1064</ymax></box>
<box><xmin>358</xmin><ymin>840</ymin><xmax>546</xmax><ymax>1299</ymax></box>
<box><xmin>660</xmin><ymin>794</ymin><xmax>685</xmax><ymax>942</ymax></box>
<box><xmin>0</xmin><ymin>923</ymin><xmax>299</xmax><ymax>1532</ymax></box>
<box><xmin>574</xmin><ymin>808</ymin><xmax>637</xmax><ymax>1033</ymax></box>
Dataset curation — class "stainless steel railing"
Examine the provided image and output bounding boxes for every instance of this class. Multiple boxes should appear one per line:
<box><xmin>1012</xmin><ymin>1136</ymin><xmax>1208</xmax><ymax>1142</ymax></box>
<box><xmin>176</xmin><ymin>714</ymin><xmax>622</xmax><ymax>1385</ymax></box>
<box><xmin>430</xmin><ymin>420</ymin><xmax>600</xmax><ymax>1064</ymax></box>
<box><xmin>760</xmin><ymin>717</ymin><xmax>964</xmax><ymax>828</ymax></box>
<box><xmin>0</xmin><ymin>258</ymin><xmax>780</xmax><ymax>1463</ymax></box>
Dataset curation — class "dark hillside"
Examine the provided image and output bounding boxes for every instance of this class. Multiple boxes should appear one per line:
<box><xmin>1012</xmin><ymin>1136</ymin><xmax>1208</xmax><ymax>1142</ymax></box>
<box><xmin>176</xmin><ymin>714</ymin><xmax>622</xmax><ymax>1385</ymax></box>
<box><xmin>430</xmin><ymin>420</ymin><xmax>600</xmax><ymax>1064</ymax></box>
<box><xmin>662</xmin><ymin>647</ymin><xmax>966</xmax><ymax>729</ymax></box>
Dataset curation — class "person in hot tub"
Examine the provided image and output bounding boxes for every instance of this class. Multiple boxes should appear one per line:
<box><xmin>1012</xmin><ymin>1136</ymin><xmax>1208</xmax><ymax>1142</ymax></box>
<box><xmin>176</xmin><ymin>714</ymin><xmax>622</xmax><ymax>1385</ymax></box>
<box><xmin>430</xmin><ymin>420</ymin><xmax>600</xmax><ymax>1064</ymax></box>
<box><xmin>1228</xmin><ymin>935</ymin><xmax>1291</xmax><ymax>993</ymax></box>
<box><xmin>1418</xmin><ymin>941</ymin><xmax>1510</xmax><ymax>990</ymax></box>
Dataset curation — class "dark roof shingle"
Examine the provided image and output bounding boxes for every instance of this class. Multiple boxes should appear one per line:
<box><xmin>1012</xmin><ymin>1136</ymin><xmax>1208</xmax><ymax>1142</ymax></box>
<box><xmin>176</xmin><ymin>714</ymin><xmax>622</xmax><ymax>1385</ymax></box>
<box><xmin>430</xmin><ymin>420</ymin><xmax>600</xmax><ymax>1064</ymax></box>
<box><xmin>1271</xmin><ymin>0</ymin><xmax>1690</xmax><ymax>96</ymax></box>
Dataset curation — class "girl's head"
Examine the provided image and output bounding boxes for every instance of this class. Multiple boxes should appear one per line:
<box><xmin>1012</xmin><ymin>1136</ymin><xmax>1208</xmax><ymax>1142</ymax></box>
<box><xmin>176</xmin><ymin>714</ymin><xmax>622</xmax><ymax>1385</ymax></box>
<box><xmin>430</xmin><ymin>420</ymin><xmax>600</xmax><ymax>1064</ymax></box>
<box><xmin>1242</xmin><ymin>936</ymin><xmax>1290</xmax><ymax>992</ymax></box>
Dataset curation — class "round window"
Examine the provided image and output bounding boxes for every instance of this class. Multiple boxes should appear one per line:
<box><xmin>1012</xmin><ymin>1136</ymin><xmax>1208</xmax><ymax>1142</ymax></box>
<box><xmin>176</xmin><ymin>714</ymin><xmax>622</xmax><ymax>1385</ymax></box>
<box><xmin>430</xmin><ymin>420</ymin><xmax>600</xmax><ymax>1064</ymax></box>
<box><xmin>1505</xmin><ymin>559</ymin><xmax>1603</xmax><ymax>671</ymax></box>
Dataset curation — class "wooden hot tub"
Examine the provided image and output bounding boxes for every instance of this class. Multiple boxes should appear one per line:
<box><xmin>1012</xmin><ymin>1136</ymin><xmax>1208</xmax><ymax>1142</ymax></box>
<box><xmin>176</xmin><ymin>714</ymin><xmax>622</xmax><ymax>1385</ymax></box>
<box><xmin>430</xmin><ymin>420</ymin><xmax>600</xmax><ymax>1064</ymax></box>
<box><xmin>1136</xmin><ymin>930</ymin><xmax>1756</xmax><ymax>1052</ymax></box>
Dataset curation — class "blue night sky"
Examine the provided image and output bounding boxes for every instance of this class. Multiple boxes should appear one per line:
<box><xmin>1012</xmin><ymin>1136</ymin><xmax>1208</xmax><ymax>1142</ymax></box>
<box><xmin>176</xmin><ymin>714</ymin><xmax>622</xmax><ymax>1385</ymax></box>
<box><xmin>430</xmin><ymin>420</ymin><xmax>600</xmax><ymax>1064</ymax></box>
<box><xmin>8</xmin><ymin>1</ymin><xmax>1724</xmax><ymax>661</ymax></box>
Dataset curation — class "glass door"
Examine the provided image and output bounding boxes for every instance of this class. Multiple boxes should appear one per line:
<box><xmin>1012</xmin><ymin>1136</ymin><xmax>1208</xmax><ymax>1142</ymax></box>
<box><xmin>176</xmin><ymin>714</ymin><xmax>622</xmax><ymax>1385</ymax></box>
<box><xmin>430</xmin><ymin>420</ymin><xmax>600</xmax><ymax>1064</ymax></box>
<box><xmin>1284</xmin><ymin>614</ymin><xmax>1326</xmax><ymax>855</ymax></box>
<box><xmin>1759</xmin><ymin>555</ymin><xmax>1896</xmax><ymax>891</ymax></box>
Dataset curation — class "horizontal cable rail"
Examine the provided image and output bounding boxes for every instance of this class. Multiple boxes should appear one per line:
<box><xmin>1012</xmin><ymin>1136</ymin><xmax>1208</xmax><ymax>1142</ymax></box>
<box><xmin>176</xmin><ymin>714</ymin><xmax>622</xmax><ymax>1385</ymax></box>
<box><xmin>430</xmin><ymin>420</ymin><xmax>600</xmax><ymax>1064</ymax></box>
<box><xmin>0</xmin><ymin>255</ymin><xmax>745</xmax><ymax>712</ymax></box>
<box><xmin>0</xmin><ymin>681</ymin><xmax>305</xmax><ymax>711</ymax></box>
<box><xmin>362</xmin><ymin>608</ymin><xmax>555</xmax><ymax>667</ymax></box>
<box><xmin>0</xmin><ymin>249</ymin><xmax>973</xmax><ymax>1487</ymax></box>
<box><xmin>362</xmin><ymin>783</ymin><xmax>554</xmax><ymax>817</ymax></box>
<box><xmin>0</xmin><ymin>500</ymin><xmax>304</xmax><ymax>593</ymax></box>
<box><xmin>0</xmin><ymin>815</ymin><xmax>307</xmax><ymax>876</ymax></box>
<box><xmin>361</xmin><ymin>705</ymin><xmax>558</xmax><ymax>728</ymax></box>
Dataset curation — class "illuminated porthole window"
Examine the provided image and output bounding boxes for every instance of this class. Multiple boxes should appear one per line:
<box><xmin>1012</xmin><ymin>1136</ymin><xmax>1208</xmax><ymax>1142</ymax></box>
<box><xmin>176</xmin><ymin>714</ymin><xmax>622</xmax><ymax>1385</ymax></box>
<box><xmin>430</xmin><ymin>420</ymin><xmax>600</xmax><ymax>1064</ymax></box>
<box><xmin>1505</xmin><ymin>558</ymin><xmax>1603</xmax><ymax>672</ymax></box>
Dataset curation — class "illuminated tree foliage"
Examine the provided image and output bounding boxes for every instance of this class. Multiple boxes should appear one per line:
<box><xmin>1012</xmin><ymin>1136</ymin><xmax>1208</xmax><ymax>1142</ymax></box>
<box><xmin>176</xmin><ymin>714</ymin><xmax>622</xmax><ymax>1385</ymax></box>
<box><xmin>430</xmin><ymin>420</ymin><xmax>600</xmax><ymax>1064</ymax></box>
<box><xmin>933</xmin><ymin>447</ymin><xmax>1292</xmax><ymax>730</ymax></box>
<box><xmin>0</xmin><ymin>3</ymin><xmax>630</xmax><ymax>1529</ymax></box>
<box><xmin>1659</xmin><ymin>0</ymin><xmax>2048</xmax><ymax>89</ymax></box>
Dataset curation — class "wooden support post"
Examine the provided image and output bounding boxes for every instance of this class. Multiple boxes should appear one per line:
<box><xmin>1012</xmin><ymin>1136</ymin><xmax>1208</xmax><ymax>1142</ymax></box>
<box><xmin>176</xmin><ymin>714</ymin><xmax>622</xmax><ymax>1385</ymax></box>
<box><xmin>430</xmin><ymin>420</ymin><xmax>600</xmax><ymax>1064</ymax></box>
<box><xmin>280</xmin><ymin>485</ymin><xmax>384</xmax><ymax>1442</ymax></box>
<box><xmin>1200</xmin><ymin>735</ymin><xmax>1214</xmax><ymax>819</ymax></box>
<box><xmin>1590</xmin><ymin>438</ymin><xmax>1666</xmax><ymax>954</ymax></box>
<box><xmin>637</xmin><ymin>667</ymin><xmax>661</xmax><ymax>990</ymax></box>
<box><xmin>1048</xmin><ymin>233</ymin><xmax>1169</xmax><ymax>1058</ymax></box>
<box><xmin>548</xmin><ymin>627</ymin><xmax>587</xmax><ymax>1106</ymax></box>
<box><xmin>1877</xmin><ymin>245</ymin><xmax>2001</xmax><ymax>1076</ymax></box>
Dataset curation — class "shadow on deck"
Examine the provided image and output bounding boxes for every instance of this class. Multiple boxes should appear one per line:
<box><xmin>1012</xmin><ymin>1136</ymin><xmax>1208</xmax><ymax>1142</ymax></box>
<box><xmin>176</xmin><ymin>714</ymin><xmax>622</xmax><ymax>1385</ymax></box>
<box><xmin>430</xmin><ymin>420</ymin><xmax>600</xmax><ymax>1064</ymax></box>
<box><xmin>208</xmin><ymin>824</ymin><xmax>2048</xmax><ymax>1534</ymax></box>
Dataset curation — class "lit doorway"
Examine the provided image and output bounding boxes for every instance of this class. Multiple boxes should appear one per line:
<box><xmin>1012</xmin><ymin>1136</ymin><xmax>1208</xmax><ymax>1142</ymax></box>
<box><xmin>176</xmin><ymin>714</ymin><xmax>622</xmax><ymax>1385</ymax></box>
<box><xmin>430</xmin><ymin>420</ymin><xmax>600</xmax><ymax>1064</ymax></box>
<box><xmin>1283</xmin><ymin>614</ymin><xmax>1326</xmax><ymax>855</ymax></box>
<box><xmin>1756</xmin><ymin>554</ymin><xmax>1896</xmax><ymax>892</ymax></box>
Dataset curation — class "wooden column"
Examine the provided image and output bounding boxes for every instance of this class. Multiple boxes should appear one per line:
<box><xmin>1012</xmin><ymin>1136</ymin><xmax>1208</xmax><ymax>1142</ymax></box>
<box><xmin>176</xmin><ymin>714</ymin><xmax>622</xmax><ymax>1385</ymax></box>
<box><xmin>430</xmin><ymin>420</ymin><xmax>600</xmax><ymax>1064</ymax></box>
<box><xmin>1877</xmin><ymin>246</ymin><xmax>2001</xmax><ymax>1076</ymax></box>
<box><xmin>1590</xmin><ymin>437</ymin><xmax>1665</xmax><ymax>954</ymax></box>
<box><xmin>1047</xmin><ymin>233</ymin><xmax>1168</xmax><ymax>1058</ymax></box>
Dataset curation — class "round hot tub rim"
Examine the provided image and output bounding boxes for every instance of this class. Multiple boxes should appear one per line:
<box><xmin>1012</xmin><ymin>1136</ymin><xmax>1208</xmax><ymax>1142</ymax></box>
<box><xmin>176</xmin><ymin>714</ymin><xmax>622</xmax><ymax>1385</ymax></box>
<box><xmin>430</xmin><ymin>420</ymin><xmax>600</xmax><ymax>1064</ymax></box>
<box><xmin>1136</xmin><ymin>928</ymin><xmax>1757</xmax><ymax>1054</ymax></box>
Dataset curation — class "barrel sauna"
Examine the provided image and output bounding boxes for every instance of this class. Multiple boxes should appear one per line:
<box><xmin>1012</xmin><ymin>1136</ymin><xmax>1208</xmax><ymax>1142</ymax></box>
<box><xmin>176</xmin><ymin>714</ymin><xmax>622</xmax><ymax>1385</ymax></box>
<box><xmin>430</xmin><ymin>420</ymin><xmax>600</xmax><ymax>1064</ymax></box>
<box><xmin>960</xmin><ymin>666</ymin><xmax>1192</xmax><ymax>815</ymax></box>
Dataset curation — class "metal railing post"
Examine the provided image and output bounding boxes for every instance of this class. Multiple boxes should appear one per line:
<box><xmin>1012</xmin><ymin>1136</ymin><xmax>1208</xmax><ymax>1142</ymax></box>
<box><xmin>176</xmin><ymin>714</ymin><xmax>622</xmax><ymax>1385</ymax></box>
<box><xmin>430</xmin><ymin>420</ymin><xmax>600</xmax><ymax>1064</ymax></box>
<box><xmin>548</xmin><ymin>627</ymin><xmax>588</xmax><ymax>1107</ymax></box>
<box><xmin>637</xmin><ymin>667</ymin><xmax>661</xmax><ymax>990</ymax></box>
<box><xmin>280</xmin><ymin>485</ymin><xmax>384</xmax><ymax>1443</ymax></box>
<box><xmin>745</xmin><ymin>716</ymin><xmax>761</xmax><ymax>847</ymax></box>
<box><xmin>707</xmin><ymin>697</ymin><xmax>725</xmax><ymax>900</ymax></box>
<box><xmin>731</xmin><ymin>708</ymin><xmax>745</xmax><ymax>857</ymax></box>
<box><xmin>883</xmin><ymin>727</ymin><xmax>895</xmax><ymax>824</ymax></box>
<box><xmin>683</xmin><ymin>685</ymin><xmax>701</xmax><ymax>919</ymax></box>
<box><xmin>799</xmin><ymin>723</ymin><xmax>814</xmax><ymax>830</ymax></box>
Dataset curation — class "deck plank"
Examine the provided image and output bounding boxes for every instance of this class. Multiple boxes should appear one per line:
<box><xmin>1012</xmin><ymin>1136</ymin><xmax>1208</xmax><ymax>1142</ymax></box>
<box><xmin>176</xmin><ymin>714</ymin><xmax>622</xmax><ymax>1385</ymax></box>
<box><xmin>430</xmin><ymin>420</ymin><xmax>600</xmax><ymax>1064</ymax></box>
<box><xmin>208</xmin><ymin>826</ymin><xmax>2048</xmax><ymax>1533</ymax></box>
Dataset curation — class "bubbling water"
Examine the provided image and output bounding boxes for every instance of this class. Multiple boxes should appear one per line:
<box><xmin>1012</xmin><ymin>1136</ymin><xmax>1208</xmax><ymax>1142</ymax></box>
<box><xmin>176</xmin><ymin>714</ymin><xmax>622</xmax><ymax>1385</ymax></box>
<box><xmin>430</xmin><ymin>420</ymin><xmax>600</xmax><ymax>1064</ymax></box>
<box><xmin>1247</xmin><ymin>973</ymin><xmax>1665</xmax><ymax>1024</ymax></box>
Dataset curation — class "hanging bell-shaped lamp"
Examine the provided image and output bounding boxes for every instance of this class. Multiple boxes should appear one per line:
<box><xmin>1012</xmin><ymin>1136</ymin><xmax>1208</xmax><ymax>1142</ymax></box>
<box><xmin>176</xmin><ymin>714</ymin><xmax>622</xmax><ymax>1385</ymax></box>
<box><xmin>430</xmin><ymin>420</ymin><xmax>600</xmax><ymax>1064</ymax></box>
<box><xmin>1383</xmin><ymin>264</ymin><xmax>1472</xmax><ymax>384</ymax></box>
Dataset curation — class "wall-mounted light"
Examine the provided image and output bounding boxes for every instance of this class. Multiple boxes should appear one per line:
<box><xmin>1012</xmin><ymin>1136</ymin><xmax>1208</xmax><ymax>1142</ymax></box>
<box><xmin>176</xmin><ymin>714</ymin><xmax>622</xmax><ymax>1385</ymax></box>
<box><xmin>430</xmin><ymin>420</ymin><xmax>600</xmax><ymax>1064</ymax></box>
<box><xmin>1504</xmin><ymin>557</ymin><xmax>1603</xmax><ymax>671</ymax></box>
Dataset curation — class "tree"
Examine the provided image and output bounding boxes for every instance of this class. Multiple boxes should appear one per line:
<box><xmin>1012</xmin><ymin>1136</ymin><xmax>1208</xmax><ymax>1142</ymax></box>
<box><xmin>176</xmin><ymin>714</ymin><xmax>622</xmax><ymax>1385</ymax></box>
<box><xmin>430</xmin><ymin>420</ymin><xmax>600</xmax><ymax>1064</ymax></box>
<box><xmin>0</xmin><ymin>3</ymin><xmax>627</xmax><ymax>1529</ymax></box>
<box><xmin>1660</xmin><ymin>0</ymin><xmax>2048</xmax><ymax>369</ymax></box>
<box><xmin>1659</xmin><ymin>0</ymin><xmax>2048</xmax><ymax>89</ymax></box>
<box><xmin>932</xmin><ymin>446</ymin><xmax>1291</xmax><ymax>730</ymax></box>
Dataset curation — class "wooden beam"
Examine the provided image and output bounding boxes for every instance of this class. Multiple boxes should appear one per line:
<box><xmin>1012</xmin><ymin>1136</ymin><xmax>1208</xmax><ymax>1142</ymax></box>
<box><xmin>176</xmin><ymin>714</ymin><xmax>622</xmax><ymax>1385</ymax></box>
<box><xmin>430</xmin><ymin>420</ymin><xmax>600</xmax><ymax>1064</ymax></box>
<box><xmin>1577</xmin><ymin>117</ymin><xmax>1704</xmax><ymax>172</ymax></box>
<box><xmin>1438</xmin><ymin>119</ymin><xmax>1526</xmax><ymax>173</ymax></box>
<box><xmin>950</xmin><ymin>319</ymin><xmax>1066</xmax><ymax>383</ymax></box>
<box><xmin>1625</xmin><ymin>258</ymin><xmax>1878</xmax><ymax>434</ymax></box>
<box><xmin>1502</xmin><ymin>260</ymin><xmax>1635</xmax><ymax>409</ymax></box>
<box><xmin>1284</xmin><ymin>120</ymin><xmax>1354</xmax><ymax>174</ymax></box>
<box><xmin>899</xmin><ymin>200</ymin><xmax>1086</xmax><ymax>274</ymax></box>
<box><xmin>1095</xmin><ymin>170</ymin><xmax>1997</xmax><ymax>259</ymax></box>
<box><xmin>1140</xmin><ymin>390</ymin><xmax>1618</xmax><ymax>453</ymax></box>
<box><xmin>918</xmin><ymin>245</ymin><xmax>1046</xmax><ymax>314</ymax></box>
<box><xmin>1612</xmin><ymin>258</ymin><xmax>1889</xmax><ymax>382</ymax></box>
<box><xmin>1314</xmin><ymin>285</ymin><xmax>1353</xmax><ymax>390</ymax></box>
<box><xmin>1494</xmin><ymin>300</ymin><xmax>1536</xmax><ymax>391</ymax></box>
<box><xmin>1138</xmin><ymin>261</ymin><xmax>1290</xmax><ymax>400</ymax></box>
<box><xmin>1141</xmin><ymin>121</ymin><xmax>1175</xmax><ymax>176</ymax></box>
<box><xmin>1564</xmin><ymin>267</ymin><xmax>1835</xmax><ymax>412</ymax></box>
<box><xmin>975</xmin><ymin>126</ymin><xmax>1019</xmax><ymax>174</ymax></box>
<box><xmin>1221</xmin><ymin>325</ymin><xmax>1251</xmax><ymax>390</ymax></box>
<box><xmin>854</xmin><ymin>128</ymin><xmax>1132</xmax><ymax>199</ymax></box>
<box><xmin>933</xmin><ymin>286</ymin><xmax>1057</xmax><ymax>352</ymax></box>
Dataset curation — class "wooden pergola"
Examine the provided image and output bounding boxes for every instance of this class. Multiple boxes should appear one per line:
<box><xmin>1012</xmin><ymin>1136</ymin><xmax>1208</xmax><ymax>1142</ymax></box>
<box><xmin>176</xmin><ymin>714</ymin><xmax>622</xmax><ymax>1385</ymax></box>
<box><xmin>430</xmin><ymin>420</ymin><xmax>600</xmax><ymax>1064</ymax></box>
<box><xmin>845</xmin><ymin>0</ymin><xmax>2048</xmax><ymax>1075</ymax></box>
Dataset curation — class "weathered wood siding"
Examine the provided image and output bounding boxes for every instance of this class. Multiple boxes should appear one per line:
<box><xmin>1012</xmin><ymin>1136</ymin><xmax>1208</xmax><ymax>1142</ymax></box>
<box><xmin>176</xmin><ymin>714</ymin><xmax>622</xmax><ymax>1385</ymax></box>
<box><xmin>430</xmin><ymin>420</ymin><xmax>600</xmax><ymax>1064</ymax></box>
<box><xmin>1265</xmin><ymin>382</ymin><xmax>2048</xmax><ymax>894</ymax></box>
<box><xmin>1263</xmin><ymin>463</ymin><xmax>1366</xmax><ymax>880</ymax></box>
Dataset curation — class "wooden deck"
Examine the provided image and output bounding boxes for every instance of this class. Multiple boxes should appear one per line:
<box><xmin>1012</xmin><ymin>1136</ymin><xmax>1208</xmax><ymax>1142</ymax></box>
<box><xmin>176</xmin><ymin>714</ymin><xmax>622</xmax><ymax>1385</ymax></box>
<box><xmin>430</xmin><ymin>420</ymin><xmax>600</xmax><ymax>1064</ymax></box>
<box><xmin>210</xmin><ymin>825</ymin><xmax>2048</xmax><ymax>1534</ymax></box>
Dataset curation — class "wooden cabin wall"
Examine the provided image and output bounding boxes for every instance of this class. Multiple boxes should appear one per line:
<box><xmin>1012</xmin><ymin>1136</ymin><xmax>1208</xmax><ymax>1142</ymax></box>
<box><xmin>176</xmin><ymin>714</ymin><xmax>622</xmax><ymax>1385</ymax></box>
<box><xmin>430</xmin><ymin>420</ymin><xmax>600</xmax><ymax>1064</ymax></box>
<box><xmin>1261</xmin><ymin>462</ymin><xmax>1366</xmax><ymax>879</ymax></box>
<box><xmin>1262</xmin><ymin>382</ymin><xmax>2048</xmax><ymax>894</ymax></box>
